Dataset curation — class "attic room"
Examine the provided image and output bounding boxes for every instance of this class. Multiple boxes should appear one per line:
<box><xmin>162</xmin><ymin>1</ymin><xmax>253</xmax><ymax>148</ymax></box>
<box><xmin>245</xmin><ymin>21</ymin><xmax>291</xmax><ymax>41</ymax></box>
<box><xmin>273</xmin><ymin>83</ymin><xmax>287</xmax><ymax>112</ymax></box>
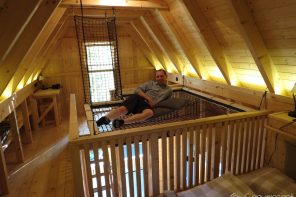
<box><xmin>1</xmin><ymin>0</ymin><xmax>296</xmax><ymax>196</ymax></box>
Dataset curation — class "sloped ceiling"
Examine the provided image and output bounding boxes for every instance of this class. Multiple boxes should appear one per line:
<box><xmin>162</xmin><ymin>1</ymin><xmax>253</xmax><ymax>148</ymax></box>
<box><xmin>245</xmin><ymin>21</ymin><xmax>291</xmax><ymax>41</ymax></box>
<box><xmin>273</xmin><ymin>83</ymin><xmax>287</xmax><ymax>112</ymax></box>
<box><xmin>0</xmin><ymin>0</ymin><xmax>296</xmax><ymax>100</ymax></box>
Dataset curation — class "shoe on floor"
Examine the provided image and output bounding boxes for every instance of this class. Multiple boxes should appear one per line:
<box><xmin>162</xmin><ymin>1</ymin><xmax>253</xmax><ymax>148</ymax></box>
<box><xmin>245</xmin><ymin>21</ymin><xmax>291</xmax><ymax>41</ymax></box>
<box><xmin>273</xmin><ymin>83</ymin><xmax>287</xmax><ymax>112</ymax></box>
<box><xmin>112</xmin><ymin>119</ymin><xmax>124</xmax><ymax>128</ymax></box>
<box><xmin>96</xmin><ymin>116</ymin><xmax>110</xmax><ymax>127</ymax></box>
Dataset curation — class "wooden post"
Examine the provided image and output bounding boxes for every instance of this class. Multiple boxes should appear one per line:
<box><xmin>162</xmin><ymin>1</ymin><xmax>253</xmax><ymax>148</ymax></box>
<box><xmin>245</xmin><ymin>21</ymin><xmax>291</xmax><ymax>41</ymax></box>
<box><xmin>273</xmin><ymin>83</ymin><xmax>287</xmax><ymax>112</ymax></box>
<box><xmin>70</xmin><ymin>145</ymin><xmax>85</xmax><ymax>197</ymax></box>
<box><xmin>20</xmin><ymin>99</ymin><xmax>33</xmax><ymax>143</ymax></box>
<box><xmin>0</xmin><ymin>140</ymin><xmax>9</xmax><ymax>195</ymax></box>
<box><xmin>9</xmin><ymin>102</ymin><xmax>24</xmax><ymax>163</ymax></box>
<box><xmin>30</xmin><ymin>96</ymin><xmax>39</xmax><ymax>131</ymax></box>
<box><xmin>53</xmin><ymin>96</ymin><xmax>60</xmax><ymax>126</ymax></box>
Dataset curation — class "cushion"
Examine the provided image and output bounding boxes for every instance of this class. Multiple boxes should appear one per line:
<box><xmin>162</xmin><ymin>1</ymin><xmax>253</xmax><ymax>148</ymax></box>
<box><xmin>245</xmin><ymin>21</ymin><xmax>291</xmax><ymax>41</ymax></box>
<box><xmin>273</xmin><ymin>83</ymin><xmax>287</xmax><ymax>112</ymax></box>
<box><xmin>153</xmin><ymin>107</ymin><xmax>174</xmax><ymax>118</ymax></box>
<box><xmin>177</xmin><ymin>173</ymin><xmax>255</xmax><ymax>197</ymax></box>
<box><xmin>239</xmin><ymin>167</ymin><xmax>296</xmax><ymax>195</ymax></box>
<box><xmin>155</xmin><ymin>98</ymin><xmax>187</xmax><ymax>110</ymax></box>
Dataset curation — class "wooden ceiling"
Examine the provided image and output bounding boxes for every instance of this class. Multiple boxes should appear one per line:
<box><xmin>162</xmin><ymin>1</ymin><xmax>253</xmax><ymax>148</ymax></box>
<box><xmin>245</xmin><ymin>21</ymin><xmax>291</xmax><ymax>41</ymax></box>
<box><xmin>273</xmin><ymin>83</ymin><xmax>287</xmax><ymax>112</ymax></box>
<box><xmin>0</xmin><ymin>0</ymin><xmax>296</xmax><ymax>100</ymax></box>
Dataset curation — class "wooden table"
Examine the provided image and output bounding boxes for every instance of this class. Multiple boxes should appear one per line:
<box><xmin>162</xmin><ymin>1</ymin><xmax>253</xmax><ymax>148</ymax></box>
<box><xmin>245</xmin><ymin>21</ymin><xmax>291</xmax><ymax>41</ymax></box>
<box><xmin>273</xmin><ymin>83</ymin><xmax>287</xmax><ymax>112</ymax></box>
<box><xmin>30</xmin><ymin>89</ymin><xmax>61</xmax><ymax>130</ymax></box>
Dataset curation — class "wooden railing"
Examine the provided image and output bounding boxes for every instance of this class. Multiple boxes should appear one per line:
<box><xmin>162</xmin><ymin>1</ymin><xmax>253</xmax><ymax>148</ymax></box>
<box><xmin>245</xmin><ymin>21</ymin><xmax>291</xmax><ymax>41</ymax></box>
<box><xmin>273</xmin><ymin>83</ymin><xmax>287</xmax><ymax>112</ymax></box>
<box><xmin>69</xmin><ymin>94</ymin><xmax>270</xmax><ymax>197</ymax></box>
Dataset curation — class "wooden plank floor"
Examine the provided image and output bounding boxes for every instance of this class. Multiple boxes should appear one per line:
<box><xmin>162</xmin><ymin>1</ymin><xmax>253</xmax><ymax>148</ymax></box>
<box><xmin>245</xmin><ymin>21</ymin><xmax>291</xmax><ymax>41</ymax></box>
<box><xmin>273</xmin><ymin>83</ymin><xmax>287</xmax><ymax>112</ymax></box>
<box><xmin>2</xmin><ymin>120</ymin><xmax>76</xmax><ymax>197</ymax></box>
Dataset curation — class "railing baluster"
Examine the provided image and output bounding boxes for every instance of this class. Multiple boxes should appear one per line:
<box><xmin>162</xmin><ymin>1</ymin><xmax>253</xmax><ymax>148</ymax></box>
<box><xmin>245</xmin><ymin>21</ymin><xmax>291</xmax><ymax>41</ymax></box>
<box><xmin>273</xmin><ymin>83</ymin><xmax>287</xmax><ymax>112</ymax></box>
<box><xmin>249</xmin><ymin>117</ymin><xmax>256</xmax><ymax>171</ymax></box>
<box><xmin>142</xmin><ymin>135</ymin><xmax>149</xmax><ymax>197</ymax></box>
<box><xmin>126</xmin><ymin>137</ymin><xmax>134</xmax><ymax>197</ymax></box>
<box><xmin>83</xmin><ymin>144</ymin><xmax>94</xmax><ymax>197</ymax></box>
<box><xmin>150</xmin><ymin>133</ymin><xmax>160</xmax><ymax>196</ymax></box>
<box><xmin>188</xmin><ymin>128</ymin><xmax>194</xmax><ymax>188</ymax></box>
<box><xmin>194</xmin><ymin>126</ymin><xmax>200</xmax><ymax>185</ymax></box>
<box><xmin>175</xmin><ymin>129</ymin><xmax>180</xmax><ymax>191</ymax></box>
<box><xmin>200</xmin><ymin>125</ymin><xmax>206</xmax><ymax>184</ymax></box>
<box><xmin>110</xmin><ymin>140</ymin><xmax>119</xmax><ymax>197</ymax></box>
<box><xmin>260</xmin><ymin>117</ymin><xmax>267</xmax><ymax>168</ymax></box>
<box><xmin>118</xmin><ymin>138</ymin><xmax>127</xmax><ymax>197</ymax></box>
<box><xmin>255</xmin><ymin>117</ymin><xmax>263</xmax><ymax>170</ymax></box>
<box><xmin>134</xmin><ymin>136</ymin><xmax>141</xmax><ymax>197</ymax></box>
<box><xmin>236</xmin><ymin>119</ymin><xmax>244</xmax><ymax>175</ymax></box>
<box><xmin>161</xmin><ymin>131</ymin><xmax>168</xmax><ymax>192</ymax></box>
<box><xmin>220</xmin><ymin>121</ymin><xmax>228</xmax><ymax>175</ymax></box>
<box><xmin>181</xmin><ymin>128</ymin><xmax>187</xmax><ymax>190</ymax></box>
<box><xmin>93</xmin><ymin>143</ymin><xmax>103</xmax><ymax>197</ymax></box>
<box><xmin>240</xmin><ymin>119</ymin><xmax>248</xmax><ymax>174</ymax></box>
<box><xmin>102</xmin><ymin>141</ymin><xmax>111</xmax><ymax>197</ymax></box>
<box><xmin>245</xmin><ymin>118</ymin><xmax>252</xmax><ymax>172</ymax></box>
<box><xmin>232</xmin><ymin>120</ymin><xmax>238</xmax><ymax>175</ymax></box>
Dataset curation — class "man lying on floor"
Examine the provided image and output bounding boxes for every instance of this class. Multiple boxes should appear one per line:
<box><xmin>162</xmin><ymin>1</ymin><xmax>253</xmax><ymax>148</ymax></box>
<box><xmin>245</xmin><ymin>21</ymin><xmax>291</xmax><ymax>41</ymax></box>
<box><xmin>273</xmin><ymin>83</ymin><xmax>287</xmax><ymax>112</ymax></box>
<box><xmin>96</xmin><ymin>69</ymin><xmax>173</xmax><ymax>128</ymax></box>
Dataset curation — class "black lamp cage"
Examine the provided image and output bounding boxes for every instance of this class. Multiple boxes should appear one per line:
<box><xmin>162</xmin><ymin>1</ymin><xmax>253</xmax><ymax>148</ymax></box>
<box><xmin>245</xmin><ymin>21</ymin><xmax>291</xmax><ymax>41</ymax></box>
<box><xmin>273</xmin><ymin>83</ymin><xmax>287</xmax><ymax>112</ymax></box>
<box><xmin>75</xmin><ymin>15</ymin><xmax>122</xmax><ymax>104</ymax></box>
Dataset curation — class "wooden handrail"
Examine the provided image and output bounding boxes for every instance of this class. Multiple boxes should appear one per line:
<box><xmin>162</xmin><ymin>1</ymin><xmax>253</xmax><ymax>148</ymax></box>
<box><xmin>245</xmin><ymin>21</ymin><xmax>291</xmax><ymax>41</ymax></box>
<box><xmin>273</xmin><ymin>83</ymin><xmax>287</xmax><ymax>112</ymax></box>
<box><xmin>69</xmin><ymin>110</ymin><xmax>270</xmax><ymax>145</ymax></box>
<box><xmin>68</xmin><ymin>94</ymin><xmax>78</xmax><ymax>141</ymax></box>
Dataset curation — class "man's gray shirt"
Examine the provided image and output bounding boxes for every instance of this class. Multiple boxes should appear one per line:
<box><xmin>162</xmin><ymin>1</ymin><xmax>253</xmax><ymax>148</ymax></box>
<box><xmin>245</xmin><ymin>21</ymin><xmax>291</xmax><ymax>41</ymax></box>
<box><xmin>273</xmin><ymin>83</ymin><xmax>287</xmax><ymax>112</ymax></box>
<box><xmin>134</xmin><ymin>80</ymin><xmax>172</xmax><ymax>105</ymax></box>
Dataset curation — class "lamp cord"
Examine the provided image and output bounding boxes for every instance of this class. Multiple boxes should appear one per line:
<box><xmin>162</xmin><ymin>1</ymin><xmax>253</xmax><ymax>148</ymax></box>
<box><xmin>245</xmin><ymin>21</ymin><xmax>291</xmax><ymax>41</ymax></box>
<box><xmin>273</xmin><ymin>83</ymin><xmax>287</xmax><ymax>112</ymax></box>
<box><xmin>258</xmin><ymin>90</ymin><xmax>268</xmax><ymax>110</ymax></box>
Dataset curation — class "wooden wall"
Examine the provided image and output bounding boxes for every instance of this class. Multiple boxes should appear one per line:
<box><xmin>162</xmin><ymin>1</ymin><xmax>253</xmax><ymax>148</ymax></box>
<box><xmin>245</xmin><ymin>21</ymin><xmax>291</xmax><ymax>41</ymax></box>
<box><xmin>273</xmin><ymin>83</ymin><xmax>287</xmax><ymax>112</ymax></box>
<box><xmin>165</xmin><ymin>0</ymin><xmax>296</xmax><ymax>92</ymax></box>
<box><xmin>41</xmin><ymin>18</ymin><xmax>155</xmax><ymax>116</ymax></box>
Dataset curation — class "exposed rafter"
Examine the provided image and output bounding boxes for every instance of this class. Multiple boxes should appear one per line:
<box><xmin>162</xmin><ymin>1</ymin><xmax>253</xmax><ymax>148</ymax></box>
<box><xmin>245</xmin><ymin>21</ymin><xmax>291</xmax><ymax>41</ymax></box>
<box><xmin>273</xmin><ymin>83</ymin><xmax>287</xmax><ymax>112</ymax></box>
<box><xmin>23</xmin><ymin>14</ymin><xmax>70</xmax><ymax>85</ymax></box>
<box><xmin>143</xmin><ymin>13</ymin><xmax>185</xmax><ymax>75</ymax></box>
<box><xmin>124</xmin><ymin>23</ymin><xmax>164</xmax><ymax>70</ymax></box>
<box><xmin>60</xmin><ymin>0</ymin><xmax>169</xmax><ymax>9</ymax></box>
<box><xmin>0</xmin><ymin>0</ymin><xmax>43</xmax><ymax>63</ymax></box>
<box><xmin>71</xmin><ymin>8</ymin><xmax>150</xmax><ymax>19</ymax></box>
<box><xmin>226</xmin><ymin>0</ymin><xmax>283</xmax><ymax>94</ymax></box>
<box><xmin>157</xmin><ymin>9</ymin><xmax>210</xmax><ymax>79</ymax></box>
<box><xmin>182</xmin><ymin>0</ymin><xmax>240</xmax><ymax>86</ymax></box>
<box><xmin>0</xmin><ymin>0</ymin><xmax>61</xmax><ymax>97</ymax></box>
<box><xmin>0</xmin><ymin>7</ymin><xmax>66</xmax><ymax>99</ymax></box>
<box><xmin>131</xmin><ymin>19</ymin><xmax>179</xmax><ymax>73</ymax></box>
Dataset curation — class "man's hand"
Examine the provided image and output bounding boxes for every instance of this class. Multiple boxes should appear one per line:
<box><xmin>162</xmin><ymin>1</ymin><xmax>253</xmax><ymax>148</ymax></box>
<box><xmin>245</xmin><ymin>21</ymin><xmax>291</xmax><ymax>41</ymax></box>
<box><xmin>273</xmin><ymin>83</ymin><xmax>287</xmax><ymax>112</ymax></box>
<box><xmin>146</xmin><ymin>97</ymin><xmax>155</xmax><ymax>108</ymax></box>
<box><xmin>137</xmin><ymin>90</ymin><xmax>155</xmax><ymax>107</ymax></box>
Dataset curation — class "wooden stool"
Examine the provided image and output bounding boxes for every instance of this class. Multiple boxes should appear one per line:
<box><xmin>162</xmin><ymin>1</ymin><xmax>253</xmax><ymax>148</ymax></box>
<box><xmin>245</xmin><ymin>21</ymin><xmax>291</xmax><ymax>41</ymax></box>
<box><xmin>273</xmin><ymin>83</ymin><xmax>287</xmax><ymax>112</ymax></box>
<box><xmin>30</xmin><ymin>89</ymin><xmax>61</xmax><ymax>130</ymax></box>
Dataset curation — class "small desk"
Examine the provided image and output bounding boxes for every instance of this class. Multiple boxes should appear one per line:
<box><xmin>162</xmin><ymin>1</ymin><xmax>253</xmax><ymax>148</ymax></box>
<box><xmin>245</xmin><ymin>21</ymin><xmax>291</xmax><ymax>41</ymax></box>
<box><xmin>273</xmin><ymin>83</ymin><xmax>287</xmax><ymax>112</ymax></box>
<box><xmin>30</xmin><ymin>89</ymin><xmax>61</xmax><ymax>130</ymax></box>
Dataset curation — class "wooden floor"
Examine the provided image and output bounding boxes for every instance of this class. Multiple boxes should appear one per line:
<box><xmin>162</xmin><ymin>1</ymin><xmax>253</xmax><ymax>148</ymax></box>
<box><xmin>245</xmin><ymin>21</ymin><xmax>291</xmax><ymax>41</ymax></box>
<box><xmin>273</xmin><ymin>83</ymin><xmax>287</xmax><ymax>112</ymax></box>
<box><xmin>3</xmin><ymin>120</ymin><xmax>75</xmax><ymax>197</ymax></box>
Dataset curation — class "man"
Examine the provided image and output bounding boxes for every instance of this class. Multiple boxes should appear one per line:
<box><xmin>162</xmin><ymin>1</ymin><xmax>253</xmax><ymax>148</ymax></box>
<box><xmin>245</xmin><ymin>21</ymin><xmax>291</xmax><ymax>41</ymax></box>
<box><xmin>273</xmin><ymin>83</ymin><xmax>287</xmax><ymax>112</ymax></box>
<box><xmin>96</xmin><ymin>69</ymin><xmax>172</xmax><ymax>128</ymax></box>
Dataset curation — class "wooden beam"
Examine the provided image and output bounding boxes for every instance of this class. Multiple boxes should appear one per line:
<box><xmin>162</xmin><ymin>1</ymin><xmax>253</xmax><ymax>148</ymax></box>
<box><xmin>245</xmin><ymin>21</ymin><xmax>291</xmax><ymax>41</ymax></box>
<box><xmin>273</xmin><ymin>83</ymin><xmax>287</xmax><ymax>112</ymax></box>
<box><xmin>124</xmin><ymin>23</ymin><xmax>164</xmax><ymax>70</ymax></box>
<box><xmin>1</xmin><ymin>7</ymin><xmax>66</xmax><ymax>98</ymax></box>
<box><xmin>0</xmin><ymin>0</ymin><xmax>43</xmax><ymax>63</ymax></box>
<box><xmin>0</xmin><ymin>140</ymin><xmax>9</xmax><ymax>194</ymax></box>
<box><xmin>131</xmin><ymin>19</ymin><xmax>179</xmax><ymax>73</ymax></box>
<box><xmin>71</xmin><ymin>8</ymin><xmax>149</xmax><ymax>18</ymax></box>
<box><xmin>0</xmin><ymin>0</ymin><xmax>61</xmax><ymax>96</ymax></box>
<box><xmin>155</xmin><ymin>9</ymin><xmax>209</xmax><ymax>79</ymax></box>
<box><xmin>182</xmin><ymin>0</ymin><xmax>240</xmax><ymax>86</ymax></box>
<box><xmin>143</xmin><ymin>13</ymin><xmax>185</xmax><ymax>75</ymax></box>
<box><xmin>22</xmin><ymin>11</ymin><xmax>70</xmax><ymax>86</ymax></box>
<box><xmin>9</xmin><ymin>108</ymin><xmax>25</xmax><ymax>163</ymax></box>
<box><xmin>0</xmin><ymin>82</ymin><xmax>36</xmax><ymax>122</ymax></box>
<box><xmin>226</xmin><ymin>0</ymin><xmax>282</xmax><ymax>94</ymax></box>
<box><xmin>60</xmin><ymin>0</ymin><xmax>168</xmax><ymax>9</ymax></box>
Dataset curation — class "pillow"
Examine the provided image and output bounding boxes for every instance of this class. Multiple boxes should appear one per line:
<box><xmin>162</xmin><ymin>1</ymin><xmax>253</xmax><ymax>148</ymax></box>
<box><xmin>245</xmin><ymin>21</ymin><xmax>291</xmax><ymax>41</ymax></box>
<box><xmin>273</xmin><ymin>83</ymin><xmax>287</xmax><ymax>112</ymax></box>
<box><xmin>155</xmin><ymin>98</ymin><xmax>187</xmax><ymax>110</ymax></box>
<box><xmin>239</xmin><ymin>167</ymin><xmax>296</xmax><ymax>195</ymax></box>
<box><xmin>177</xmin><ymin>173</ymin><xmax>255</xmax><ymax>197</ymax></box>
<box><xmin>153</xmin><ymin>107</ymin><xmax>174</xmax><ymax>118</ymax></box>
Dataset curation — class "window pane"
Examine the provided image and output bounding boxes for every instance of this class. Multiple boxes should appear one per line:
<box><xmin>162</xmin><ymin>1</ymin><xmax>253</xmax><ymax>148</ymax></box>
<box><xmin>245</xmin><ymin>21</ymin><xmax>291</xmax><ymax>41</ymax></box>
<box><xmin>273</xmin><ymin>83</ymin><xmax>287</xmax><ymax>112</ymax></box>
<box><xmin>89</xmin><ymin>71</ymin><xmax>115</xmax><ymax>102</ymax></box>
<box><xmin>86</xmin><ymin>45</ymin><xmax>113</xmax><ymax>70</ymax></box>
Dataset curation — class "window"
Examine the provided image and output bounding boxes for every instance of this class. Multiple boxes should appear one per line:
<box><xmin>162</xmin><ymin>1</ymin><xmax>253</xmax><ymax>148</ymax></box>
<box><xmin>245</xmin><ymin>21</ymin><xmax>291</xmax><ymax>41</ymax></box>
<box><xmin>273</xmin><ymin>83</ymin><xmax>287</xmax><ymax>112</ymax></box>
<box><xmin>86</xmin><ymin>42</ymin><xmax>115</xmax><ymax>102</ymax></box>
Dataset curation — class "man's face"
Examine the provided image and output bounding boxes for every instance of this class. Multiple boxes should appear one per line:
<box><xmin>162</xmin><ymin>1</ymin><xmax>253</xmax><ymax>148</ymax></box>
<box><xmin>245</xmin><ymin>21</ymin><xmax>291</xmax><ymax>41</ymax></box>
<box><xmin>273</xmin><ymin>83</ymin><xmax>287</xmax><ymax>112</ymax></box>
<box><xmin>155</xmin><ymin>70</ymin><xmax>167</xmax><ymax>85</ymax></box>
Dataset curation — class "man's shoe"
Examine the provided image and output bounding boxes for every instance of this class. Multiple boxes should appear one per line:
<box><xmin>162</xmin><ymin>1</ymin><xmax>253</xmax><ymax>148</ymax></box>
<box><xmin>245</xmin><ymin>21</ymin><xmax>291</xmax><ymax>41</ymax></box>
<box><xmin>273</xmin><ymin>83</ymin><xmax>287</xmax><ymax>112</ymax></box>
<box><xmin>96</xmin><ymin>116</ymin><xmax>110</xmax><ymax>127</ymax></box>
<box><xmin>112</xmin><ymin>119</ymin><xmax>124</xmax><ymax>128</ymax></box>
